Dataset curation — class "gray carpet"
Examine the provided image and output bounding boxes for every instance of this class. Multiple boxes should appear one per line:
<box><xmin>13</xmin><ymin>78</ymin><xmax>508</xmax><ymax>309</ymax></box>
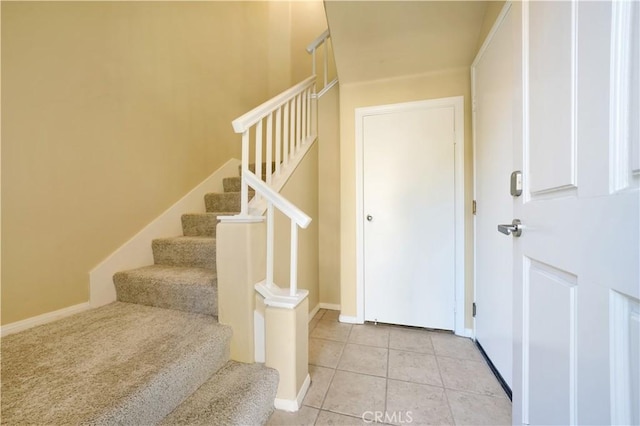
<box><xmin>1</xmin><ymin>302</ymin><xmax>231</xmax><ymax>425</ymax></box>
<box><xmin>114</xmin><ymin>265</ymin><xmax>218</xmax><ymax>316</ymax></box>
<box><xmin>116</xmin><ymin>182</ymin><xmax>240</xmax><ymax>314</ymax></box>
<box><xmin>162</xmin><ymin>361</ymin><xmax>279</xmax><ymax>426</ymax></box>
<box><xmin>152</xmin><ymin>236</ymin><xmax>217</xmax><ymax>270</ymax></box>
<box><xmin>182</xmin><ymin>212</ymin><xmax>236</xmax><ymax>238</ymax></box>
<box><xmin>2</xmin><ymin>172</ymin><xmax>279</xmax><ymax>425</ymax></box>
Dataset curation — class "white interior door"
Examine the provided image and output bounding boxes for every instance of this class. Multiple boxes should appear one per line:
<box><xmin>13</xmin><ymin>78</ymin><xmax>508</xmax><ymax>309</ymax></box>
<box><xmin>472</xmin><ymin>3</ymin><xmax>515</xmax><ymax>390</ymax></box>
<box><xmin>362</xmin><ymin>100</ymin><xmax>457</xmax><ymax>330</ymax></box>
<box><xmin>512</xmin><ymin>2</ymin><xmax>640</xmax><ymax>425</ymax></box>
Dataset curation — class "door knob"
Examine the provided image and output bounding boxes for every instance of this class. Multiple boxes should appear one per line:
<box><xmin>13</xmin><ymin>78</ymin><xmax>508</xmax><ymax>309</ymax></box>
<box><xmin>366</xmin><ymin>215</ymin><xmax>373</xmax><ymax>222</ymax></box>
<box><xmin>497</xmin><ymin>219</ymin><xmax>522</xmax><ymax>237</ymax></box>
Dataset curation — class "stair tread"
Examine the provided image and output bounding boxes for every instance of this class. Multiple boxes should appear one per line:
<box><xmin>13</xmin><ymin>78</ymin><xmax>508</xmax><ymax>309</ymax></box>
<box><xmin>0</xmin><ymin>302</ymin><xmax>231</xmax><ymax>425</ymax></box>
<box><xmin>114</xmin><ymin>265</ymin><xmax>218</xmax><ymax>315</ymax></box>
<box><xmin>181</xmin><ymin>212</ymin><xmax>238</xmax><ymax>217</ymax></box>
<box><xmin>154</xmin><ymin>236</ymin><xmax>215</xmax><ymax>243</ymax></box>
<box><xmin>161</xmin><ymin>361</ymin><xmax>278</xmax><ymax>425</ymax></box>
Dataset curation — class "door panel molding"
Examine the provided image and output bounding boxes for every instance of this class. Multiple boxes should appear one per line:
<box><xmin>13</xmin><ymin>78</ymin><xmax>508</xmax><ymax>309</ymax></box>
<box><xmin>523</xmin><ymin>258</ymin><xmax>578</xmax><ymax>426</ymax></box>
<box><xmin>524</xmin><ymin>0</ymin><xmax>578</xmax><ymax>198</ymax></box>
<box><xmin>609</xmin><ymin>0</ymin><xmax>640</xmax><ymax>191</ymax></box>
<box><xmin>610</xmin><ymin>290</ymin><xmax>640</xmax><ymax>425</ymax></box>
<box><xmin>354</xmin><ymin>97</ymin><xmax>466</xmax><ymax>335</ymax></box>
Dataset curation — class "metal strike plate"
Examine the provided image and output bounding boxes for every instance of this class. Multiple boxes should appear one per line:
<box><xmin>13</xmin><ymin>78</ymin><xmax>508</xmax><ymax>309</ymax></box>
<box><xmin>510</xmin><ymin>171</ymin><xmax>522</xmax><ymax>197</ymax></box>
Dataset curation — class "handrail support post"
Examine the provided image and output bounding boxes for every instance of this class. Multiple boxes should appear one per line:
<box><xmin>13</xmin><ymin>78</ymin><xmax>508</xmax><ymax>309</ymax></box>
<box><xmin>290</xmin><ymin>222</ymin><xmax>298</xmax><ymax>297</ymax></box>
<box><xmin>241</xmin><ymin>131</ymin><xmax>250</xmax><ymax>215</ymax></box>
<box><xmin>266</xmin><ymin>203</ymin><xmax>274</xmax><ymax>287</ymax></box>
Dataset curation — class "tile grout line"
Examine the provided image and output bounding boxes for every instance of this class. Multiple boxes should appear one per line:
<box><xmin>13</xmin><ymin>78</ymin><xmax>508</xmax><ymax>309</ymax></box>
<box><xmin>304</xmin><ymin>320</ymin><xmax>509</xmax><ymax>425</ymax></box>
<box><xmin>383</xmin><ymin>322</ymin><xmax>391</xmax><ymax>418</ymax></box>
<box><xmin>312</xmin><ymin>316</ymin><xmax>350</xmax><ymax>424</ymax></box>
<box><xmin>432</xmin><ymin>343</ymin><xmax>457</xmax><ymax>425</ymax></box>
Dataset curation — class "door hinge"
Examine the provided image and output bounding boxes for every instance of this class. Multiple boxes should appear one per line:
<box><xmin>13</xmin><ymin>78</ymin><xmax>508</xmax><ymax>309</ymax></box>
<box><xmin>472</xmin><ymin>200</ymin><xmax>477</xmax><ymax>215</ymax></box>
<box><xmin>473</xmin><ymin>302</ymin><xmax>477</xmax><ymax>317</ymax></box>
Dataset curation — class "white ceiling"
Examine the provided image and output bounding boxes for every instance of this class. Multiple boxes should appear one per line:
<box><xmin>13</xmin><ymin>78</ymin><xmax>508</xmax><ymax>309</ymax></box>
<box><xmin>324</xmin><ymin>1</ymin><xmax>489</xmax><ymax>84</ymax></box>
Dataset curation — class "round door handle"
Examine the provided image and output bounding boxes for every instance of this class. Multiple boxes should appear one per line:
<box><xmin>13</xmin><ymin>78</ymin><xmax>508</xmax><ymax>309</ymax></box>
<box><xmin>366</xmin><ymin>215</ymin><xmax>373</xmax><ymax>222</ymax></box>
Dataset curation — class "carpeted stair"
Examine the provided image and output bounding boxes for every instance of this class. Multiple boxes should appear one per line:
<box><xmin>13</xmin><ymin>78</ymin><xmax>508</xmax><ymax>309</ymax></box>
<box><xmin>1</xmin><ymin>169</ymin><xmax>279</xmax><ymax>425</ymax></box>
<box><xmin>1</xmin><ymin>302</ymin><xmax>232</xmax><ymax>425</ymax></box>
<box><xmin>161</xmin><ymin>361</ymin><xmax>279</xmax><ymax>426</ymax></box>
<box><xmin>114</xmin><ymin>172</ymin><xmax>250</xmax><ymax>316</ymax></box>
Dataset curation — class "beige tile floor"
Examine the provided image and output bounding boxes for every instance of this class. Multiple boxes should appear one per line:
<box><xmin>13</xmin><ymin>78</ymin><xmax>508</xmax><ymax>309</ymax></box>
<box><xmin>268</xmin><ymin>309</ymin><xmax>512</xmax><ymax>426</ymax></box>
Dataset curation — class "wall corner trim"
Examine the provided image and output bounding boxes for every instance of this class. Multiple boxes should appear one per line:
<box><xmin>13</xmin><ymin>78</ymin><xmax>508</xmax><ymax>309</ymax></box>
<box><xmin>309</xmin><ymin>303</ymin><xmax>321</xmax><ymax>322</ymax></box>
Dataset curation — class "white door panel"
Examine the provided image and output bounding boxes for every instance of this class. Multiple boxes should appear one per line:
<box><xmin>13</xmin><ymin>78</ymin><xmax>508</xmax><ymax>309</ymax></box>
<box><xmin>513</xmin><ymin>2</ymin><xmax>640</xmax><ymax>425</ymax></box>
<box><xmin>363</xmin><ymin>103</ymin><xmax>456</xmax><ymax>330</ymax></box>
<box><xmin>472</xmin><ymin>2</ymin><xmax>515</xmax><ymax>389</ymax></box>
<box><xmin>528</xmin><ymin>0</ymin><xmax>576</xmax><ymax>194</ymax></box>
<box><xmin>526</xmin><ymin>260</ymin><xmax>577</xmax><ymax>426</ymax></box>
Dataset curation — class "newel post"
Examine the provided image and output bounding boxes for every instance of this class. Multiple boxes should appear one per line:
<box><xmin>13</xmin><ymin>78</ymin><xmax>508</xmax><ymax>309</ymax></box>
<box><xmin>216</xmin><ymin>219</ymin><xmax>266</xmax><ymax>362</ymax></box>
<box><xmin>265</xmin><ymin>295</ymin><xmax>310</xmax><ymax>412</ymax></box>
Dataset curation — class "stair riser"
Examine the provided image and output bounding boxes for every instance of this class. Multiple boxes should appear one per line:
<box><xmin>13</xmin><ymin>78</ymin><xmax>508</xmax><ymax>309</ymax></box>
<box><xmin>222</xmin><ymin>177</ymin><xmax>241</xmax><ymax>193</ymax></box>
<box><xmin>114</xmin><ymin>272</ymin><xmax>218</xmax><ymax>316</ymax></box>
<box><xmin>182</xmin><ymin>214</ymin><xmax>219</xmax><ymax>238</ymax></box>
<box><xmin>205</xmin><ymin>193</ymin><xmax>243</xmax><ymax>213</ymax></box>
<box><xmin>153</xmin><ymin>239</ymin><xmax>216</xmax><ymax>270</ymax></box>
<box><xmin>160</xmin><ymin>361</ymin><xmax>279</xmax><ymax>425</ymax></box>
<box><xmin>238</xmin><ymin>162</ymin><xmax>277</xmax><ymax>176</ymax></box>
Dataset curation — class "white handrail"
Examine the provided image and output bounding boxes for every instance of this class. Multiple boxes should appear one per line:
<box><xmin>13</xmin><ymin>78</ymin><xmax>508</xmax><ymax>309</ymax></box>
<box><xmin>243</xmin><ymin>172</ymin><xmax>311</xmax><ymax>229</ymax></box>
<box><xmin>232</xmin><ymin>75</ymin><xmax>316</xmax><ymax>218</ymax></box>
<box><xmin>244</xmin><ymin>171</ymin><xmax>310</xmax><ymax>297</ymax></box>
<box><xmin>232</xmin><ymin>76</ymin><xmax>316</xmax><ymax>133</ymax></box>
<box><xmin>305</xmin><ymin>29</ymin><xmax>337</xmax><ymax>97</ymax></box>
<box><xmin>306</xmin><ymin>29</ymin><xmax>330</xmax><ymax>53</ymax></box>
<box><xmin>223</xmin><ymin>30</ymin><xmax>330</xmax><ymax>311</ymax></box>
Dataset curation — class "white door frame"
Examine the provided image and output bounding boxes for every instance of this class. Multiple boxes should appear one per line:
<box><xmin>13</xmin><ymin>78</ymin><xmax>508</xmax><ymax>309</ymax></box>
<box><xmin>353</xmin><ymin>97</ymin><xmax>467</xmax><ymax>336</ymax></box>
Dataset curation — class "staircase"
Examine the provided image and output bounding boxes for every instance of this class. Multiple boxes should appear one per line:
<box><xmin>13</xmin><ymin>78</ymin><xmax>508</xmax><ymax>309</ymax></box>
<box><xmin>0</xmin><ymin>173</ymin><xmax>278</xmax><ymax>425</ymax></box>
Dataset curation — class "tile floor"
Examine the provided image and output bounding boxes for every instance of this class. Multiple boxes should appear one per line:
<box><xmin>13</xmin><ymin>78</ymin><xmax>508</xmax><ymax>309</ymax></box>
<box><xmin>267</xmin><ymin>309</ymin><xmax>511</xmax><ymax>426</ymax></box>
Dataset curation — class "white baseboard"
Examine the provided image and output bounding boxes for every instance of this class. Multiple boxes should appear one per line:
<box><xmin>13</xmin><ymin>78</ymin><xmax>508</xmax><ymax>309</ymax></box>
<box><xmin>309</xmin><ymin>304</ymin><xmax>320</xmax><ymax>322</ymax></box>
<box><xmin>319</xmin><ymin>303</ymin><xmax>341</xmax><ymax>311</ymax></box>
<box><xmin>1</xmin><ymin>302</ymin><xmax>91</xmax><ymax>337</ymax></box>
<box><xmin>338</xmin><ymin>314</ymin><xmax>364</xmax><ymax>324</ymax></box>
<box><xmin>459</xmin><ymin>327</ymin><xmax>475</xmax><ymax>339</ymax></box>
<box><xmin>89</xmin><ymin>159</ymin><xmax>241</xmax><ymax>308</ymax></box>
<box><xmin>274</xmin><ymin>373</ymin><xmax>311</xmax><ymax>412</ymax></box>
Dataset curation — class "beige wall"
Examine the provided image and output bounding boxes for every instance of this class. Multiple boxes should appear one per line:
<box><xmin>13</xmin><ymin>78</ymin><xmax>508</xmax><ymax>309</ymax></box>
<box><xmin>317</xmin><ymin>85</ymin><xmax>341</xmax><ymax>306</ymax></box>
<box><xmin>338</xmin><ymin>68</ymin><xmax>476</xmax><ymax>328</ymax></box>
<box><xmin>476</xmin><ymin>2</ymin><xmax>507</xmax><ymax>53</ymax></box>
<box><xmin>274</xmin><ymin>144</ymin><xmax>320</xmax><ymax>312</ymax></box>
<box><xmin>290</xmin><ymin>1</ymin><xmax>329</xmax><ymax>86</ymax></box>
<box><xmin>1</xmin><ymin>1</ymin><xmax>327</xmax><ymax>325</ymax></box>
